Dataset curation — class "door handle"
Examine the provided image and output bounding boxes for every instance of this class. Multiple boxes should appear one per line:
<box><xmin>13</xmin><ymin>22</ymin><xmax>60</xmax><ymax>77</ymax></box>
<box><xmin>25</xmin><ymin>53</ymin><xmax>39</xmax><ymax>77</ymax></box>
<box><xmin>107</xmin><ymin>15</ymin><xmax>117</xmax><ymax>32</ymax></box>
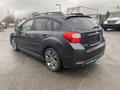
<box><xmin>42</xmin><ymin>34</ymin><xmax>48</xmax><ymax>38</ymax></box>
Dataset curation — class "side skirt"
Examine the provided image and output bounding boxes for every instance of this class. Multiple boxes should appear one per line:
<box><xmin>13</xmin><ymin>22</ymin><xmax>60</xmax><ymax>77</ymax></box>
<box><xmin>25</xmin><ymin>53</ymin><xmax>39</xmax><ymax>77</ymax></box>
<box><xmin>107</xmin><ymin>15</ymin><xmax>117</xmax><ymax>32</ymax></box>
<box><xmin>19</xmin><ymin>47</ymin><xmax>44</xmax><ymax>61</ymax></box>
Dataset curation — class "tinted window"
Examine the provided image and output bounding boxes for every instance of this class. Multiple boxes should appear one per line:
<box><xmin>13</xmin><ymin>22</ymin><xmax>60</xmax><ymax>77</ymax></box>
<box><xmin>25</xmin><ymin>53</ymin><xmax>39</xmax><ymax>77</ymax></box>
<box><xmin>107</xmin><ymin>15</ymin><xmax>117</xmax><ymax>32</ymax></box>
<box><xmin>67</xmin><ymin>17</ymin><xmax>98</xmax><ymax>30</ymax></box>
<box><xmin>46</xmin><ymin>20</ymin><xmax>53</xmax><ymax>31</ymax></box>
<box><xmin>53</xmin><ymin>21</ymin><xmax>62</xmax><ymax>30</ymax></box>
<box><xmin>34</xmin><ymin>18</ymin><xmax>48</xmax><ymax>30</ymax></box>
<box><xmin>22</xmin><ymin>19</ymin><xmax>34</xmax><ymax>31</ymax></box>
<box><xmin>46</xmin><ymin>19</ymin><xmax>62</xmax><ymax>31</ymax></box>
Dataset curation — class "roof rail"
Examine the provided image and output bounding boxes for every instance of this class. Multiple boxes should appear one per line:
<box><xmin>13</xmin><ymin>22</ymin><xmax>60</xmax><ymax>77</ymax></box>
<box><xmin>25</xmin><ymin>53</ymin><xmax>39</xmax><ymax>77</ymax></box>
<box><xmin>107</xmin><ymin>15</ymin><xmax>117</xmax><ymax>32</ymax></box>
<box><xmin>35</xmin><ymin>12</ymin><xmax>64</xmax><ymax>17</ymax></box>
<box><xmin>67</xmin><ymin>13</ymin><xmax>84</xmax><ymax>16</ymax></box>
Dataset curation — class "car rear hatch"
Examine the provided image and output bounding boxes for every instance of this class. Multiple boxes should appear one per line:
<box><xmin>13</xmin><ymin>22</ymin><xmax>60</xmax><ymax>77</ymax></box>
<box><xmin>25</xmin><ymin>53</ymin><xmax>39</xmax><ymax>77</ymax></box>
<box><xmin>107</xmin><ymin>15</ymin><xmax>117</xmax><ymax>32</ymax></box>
<box><xmin>66</xmin><ymin>15</ymin><xmax>104</xmax><ymax>50</ymax></box>
<box><xmin>80</xmin><ymin>29</ymin><xmax>103</xmax><ymax>50</ymax></box>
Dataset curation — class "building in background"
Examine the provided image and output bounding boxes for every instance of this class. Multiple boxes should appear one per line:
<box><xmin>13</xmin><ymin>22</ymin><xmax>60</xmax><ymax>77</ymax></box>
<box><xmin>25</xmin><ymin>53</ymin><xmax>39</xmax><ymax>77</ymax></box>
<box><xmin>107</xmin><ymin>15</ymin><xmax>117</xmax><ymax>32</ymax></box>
<box><xmin>67</xmin><ymin>6</ymin><xmax>102</xmax><ymax>24</ymax></box>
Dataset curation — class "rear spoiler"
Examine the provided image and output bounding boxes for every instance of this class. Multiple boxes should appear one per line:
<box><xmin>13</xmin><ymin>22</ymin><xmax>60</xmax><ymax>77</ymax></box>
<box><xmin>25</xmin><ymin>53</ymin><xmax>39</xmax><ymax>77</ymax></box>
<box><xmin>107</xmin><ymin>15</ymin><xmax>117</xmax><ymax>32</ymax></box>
<box><xmin>65</xmin><ymin>15</ymin><xmax>91</xmax><ymax>20</ymax></box>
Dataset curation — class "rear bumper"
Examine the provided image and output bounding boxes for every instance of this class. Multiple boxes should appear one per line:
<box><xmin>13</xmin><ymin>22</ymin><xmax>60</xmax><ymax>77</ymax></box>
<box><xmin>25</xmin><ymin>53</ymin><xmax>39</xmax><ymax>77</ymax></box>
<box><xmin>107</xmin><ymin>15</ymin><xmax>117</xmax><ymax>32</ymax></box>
<box><xmin>61</xmin><ymin>41</ymin><xmax>106</xmax><ymax>68</ymax></box>
<box><xmin>102</xmin><ymin>24</ymin><xmax>120</xmax><ymax>29</ymax></box>
<box><xmin>64</xmin><ymin>52</ymin><xmax>104</xmax><ymax>68</ymax></box>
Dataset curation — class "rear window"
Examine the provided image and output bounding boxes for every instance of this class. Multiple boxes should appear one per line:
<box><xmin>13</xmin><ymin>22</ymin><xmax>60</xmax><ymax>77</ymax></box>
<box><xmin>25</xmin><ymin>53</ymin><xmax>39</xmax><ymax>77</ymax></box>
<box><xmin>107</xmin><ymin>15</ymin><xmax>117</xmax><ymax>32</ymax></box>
<box><xmin>67</xmin><ymin>17</ymin><xmax>98</xmax><ymax>30</ymax></box>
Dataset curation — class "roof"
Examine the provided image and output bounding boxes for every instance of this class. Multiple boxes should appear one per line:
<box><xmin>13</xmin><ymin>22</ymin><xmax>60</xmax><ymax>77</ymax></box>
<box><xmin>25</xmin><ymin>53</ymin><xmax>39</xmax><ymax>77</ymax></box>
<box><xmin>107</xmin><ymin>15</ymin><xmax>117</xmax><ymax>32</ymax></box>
<box><xmin>30</xmin><ymin>12</ymin><xmax>91</xmax><ymax>22</ymax></box>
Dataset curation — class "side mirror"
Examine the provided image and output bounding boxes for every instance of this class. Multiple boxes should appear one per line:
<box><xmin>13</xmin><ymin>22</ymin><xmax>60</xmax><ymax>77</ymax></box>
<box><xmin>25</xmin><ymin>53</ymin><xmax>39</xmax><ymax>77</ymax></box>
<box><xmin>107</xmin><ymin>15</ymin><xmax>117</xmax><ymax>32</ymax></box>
<box><xmin>15</xmin><ymin>25</ymin><xmax>22</xmax><ymax>33</ymax></box>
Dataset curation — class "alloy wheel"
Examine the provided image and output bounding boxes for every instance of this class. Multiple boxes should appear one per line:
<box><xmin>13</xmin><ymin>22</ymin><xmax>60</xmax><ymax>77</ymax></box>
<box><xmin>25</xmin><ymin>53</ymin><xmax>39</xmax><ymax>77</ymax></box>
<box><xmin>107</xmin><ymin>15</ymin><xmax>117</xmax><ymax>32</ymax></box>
<box><xmin>44</xmin><ymin>48</ymin><xmax>61</xmax><ymax>71</ymax></box>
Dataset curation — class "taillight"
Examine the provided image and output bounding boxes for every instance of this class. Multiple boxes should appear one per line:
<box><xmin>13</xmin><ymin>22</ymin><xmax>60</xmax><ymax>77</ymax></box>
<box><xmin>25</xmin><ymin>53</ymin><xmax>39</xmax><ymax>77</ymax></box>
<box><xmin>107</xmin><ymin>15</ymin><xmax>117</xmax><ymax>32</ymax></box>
<box><xmin>63</xmin><ymin>32</ymin><xmax>81</xmax><ymax>43</ymax></box>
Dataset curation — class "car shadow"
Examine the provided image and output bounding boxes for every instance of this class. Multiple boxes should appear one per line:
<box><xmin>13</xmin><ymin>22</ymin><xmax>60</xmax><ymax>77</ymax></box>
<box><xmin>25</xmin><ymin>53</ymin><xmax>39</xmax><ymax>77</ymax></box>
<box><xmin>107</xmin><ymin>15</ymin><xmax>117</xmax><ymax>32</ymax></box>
<box><xmin>60</xmin><ymin>63</ymin><xmax>100</xmax><ymax>75</ymax></box>
<box><xmin>16</xmin><ymin>49</ymin><xmax>101</xmax><ymax>77</ymax></box>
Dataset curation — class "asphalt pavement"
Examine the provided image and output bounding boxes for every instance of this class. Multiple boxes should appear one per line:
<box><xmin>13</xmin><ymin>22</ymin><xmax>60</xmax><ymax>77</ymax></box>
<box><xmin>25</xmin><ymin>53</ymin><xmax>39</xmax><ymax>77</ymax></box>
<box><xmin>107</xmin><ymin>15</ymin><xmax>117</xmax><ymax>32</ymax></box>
<box><xmin>0</xmin><ymin>27</ymin><xmax>120</xmax><ymax>90</ymax></box>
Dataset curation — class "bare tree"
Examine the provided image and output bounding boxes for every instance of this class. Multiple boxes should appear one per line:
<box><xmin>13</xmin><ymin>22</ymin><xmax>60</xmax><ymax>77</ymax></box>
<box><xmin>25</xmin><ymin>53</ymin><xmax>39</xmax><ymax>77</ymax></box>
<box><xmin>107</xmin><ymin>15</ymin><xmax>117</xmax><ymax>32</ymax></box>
<box><xmin>3</xmin><ymin>13</ymin><xmax>16</xmax><ymax>27</ymax></box>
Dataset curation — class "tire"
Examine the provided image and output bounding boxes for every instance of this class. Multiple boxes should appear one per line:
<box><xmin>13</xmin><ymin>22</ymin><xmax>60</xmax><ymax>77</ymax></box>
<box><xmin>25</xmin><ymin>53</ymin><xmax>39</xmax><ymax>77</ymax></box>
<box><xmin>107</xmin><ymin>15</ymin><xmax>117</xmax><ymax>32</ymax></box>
<box><xmin>44</xmin><ymin>48</ymin><xmax>62</xmax><ymax>72</ymax></box>
<box><xmin>11</xmin><ymin>37</ymin><xmax>19</xmax><ymax>51</ymax></box>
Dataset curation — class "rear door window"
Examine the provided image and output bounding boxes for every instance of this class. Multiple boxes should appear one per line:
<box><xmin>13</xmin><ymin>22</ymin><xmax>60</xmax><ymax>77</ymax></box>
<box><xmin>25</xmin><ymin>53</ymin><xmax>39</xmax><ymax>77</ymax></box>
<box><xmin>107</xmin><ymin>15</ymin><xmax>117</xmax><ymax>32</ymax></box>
<box><xmin>34</xmin><ymin>18</ymin><xmax>48</xmax><ymax>31</ymax></box>
<box><xmin>46</xmin><ymin>20</ymin><xmax>53</xmax><ymax>31</ymax></box>
<box><xmin>53</xmin><ymin>20</ymin><xmax>62</xmax><ymax>31</ymax></box>
<box><xmin>66</xmin><ymin>17</ymin><xmax>98</xmax><ymax>30</ymax></box>
<box><xmin>46</xmin><ymin>19</ymin><xmax>62</xmax><ymax>31</ymax></box>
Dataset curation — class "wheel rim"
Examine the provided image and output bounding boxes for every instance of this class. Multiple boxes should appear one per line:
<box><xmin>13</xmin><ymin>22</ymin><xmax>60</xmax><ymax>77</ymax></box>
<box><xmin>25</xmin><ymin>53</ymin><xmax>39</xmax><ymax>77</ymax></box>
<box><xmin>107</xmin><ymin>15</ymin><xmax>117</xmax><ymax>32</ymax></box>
<box><xmin>12</xmin><ymin>38</ymin><xmax>16</xmax><ymax>49</ymax></box>
<box><xmin>45</xmin><ymin>49</ymin><xmax>59</xmax><ymax>70</ymax></box>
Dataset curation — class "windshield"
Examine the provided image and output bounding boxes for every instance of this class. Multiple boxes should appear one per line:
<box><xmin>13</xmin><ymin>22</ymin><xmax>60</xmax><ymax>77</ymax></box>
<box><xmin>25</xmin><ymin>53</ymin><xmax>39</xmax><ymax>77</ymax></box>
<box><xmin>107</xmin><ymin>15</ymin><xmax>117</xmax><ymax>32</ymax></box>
<box><xmin>67</xmin><ymin>17</ymin><xmax>98</xmax><ymax>30</ymax></box>
<box><xmin>109</xmin><ymin>12</ymin><xmax>120</xmax><ymax>18</ymax></box>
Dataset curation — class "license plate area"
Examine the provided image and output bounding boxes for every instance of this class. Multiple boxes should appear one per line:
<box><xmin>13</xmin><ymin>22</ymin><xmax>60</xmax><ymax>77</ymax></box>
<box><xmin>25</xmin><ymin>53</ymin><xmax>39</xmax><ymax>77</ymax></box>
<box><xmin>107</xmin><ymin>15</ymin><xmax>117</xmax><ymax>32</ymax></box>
<box><xmin>88</xmin><ymin>34</ymin><xmax>100</xmax><ymax>46</ymax></box>
<box><xmin>81</xmin><ymin>30</ymin><xmax>103</xmax><ymax>49</ymax></box>
<box><xmin>88</xmin><ymin>34</ymin><xmax>101</xmax><ymax>46</ymax></box>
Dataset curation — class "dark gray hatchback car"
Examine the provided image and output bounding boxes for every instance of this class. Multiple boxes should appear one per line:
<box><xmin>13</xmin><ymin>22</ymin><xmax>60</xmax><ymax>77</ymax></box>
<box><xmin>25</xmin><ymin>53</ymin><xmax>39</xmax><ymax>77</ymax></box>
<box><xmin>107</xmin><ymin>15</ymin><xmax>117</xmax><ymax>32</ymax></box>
<box><xmin>10</xmin><ymin>12</ymin><xmax>106</xmax><ymax>72</ymax></box>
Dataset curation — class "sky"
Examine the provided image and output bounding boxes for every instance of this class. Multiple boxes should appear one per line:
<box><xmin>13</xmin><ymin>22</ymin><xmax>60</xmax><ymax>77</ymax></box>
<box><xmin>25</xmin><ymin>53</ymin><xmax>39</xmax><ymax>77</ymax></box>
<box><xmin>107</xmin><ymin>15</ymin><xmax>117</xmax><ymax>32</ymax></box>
<box><xmin>0</xmin><ymin>0</ymin><xmax>120</xmax><ymax>19</ymax></box>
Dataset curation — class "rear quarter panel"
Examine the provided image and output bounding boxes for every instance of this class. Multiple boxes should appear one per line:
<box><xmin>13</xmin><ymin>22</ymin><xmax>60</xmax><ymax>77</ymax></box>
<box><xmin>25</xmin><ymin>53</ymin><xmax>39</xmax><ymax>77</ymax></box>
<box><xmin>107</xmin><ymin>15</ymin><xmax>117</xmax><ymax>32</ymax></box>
<box><xmin>40</xmin><ymin>32</ymin><xmax>74</xmax><ymax>58</ymax></box>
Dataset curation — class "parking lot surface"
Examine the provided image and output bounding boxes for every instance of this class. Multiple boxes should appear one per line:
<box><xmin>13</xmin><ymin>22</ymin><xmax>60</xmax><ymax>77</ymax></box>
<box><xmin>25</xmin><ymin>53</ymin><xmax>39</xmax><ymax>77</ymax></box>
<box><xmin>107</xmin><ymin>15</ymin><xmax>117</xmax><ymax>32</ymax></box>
<box><xmin>0</xmin><ymin>28</ymin><xmax>120</xmax><ymax>90</ymax></box>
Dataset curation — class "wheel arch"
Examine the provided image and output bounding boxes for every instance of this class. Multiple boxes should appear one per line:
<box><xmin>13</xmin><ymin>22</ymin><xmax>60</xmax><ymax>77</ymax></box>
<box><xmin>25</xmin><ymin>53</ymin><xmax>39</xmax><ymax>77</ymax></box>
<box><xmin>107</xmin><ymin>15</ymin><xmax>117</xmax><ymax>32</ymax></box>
<box><xmin>42</xmin><ymin>39</ymin><xmax>64</xmax><ymax>55</ymax></box>
<box><xmin>10</xmin><ymin>33</ymin><xmax>17</xmax><ymax>44</ymax></box>
<box><xmin>41</xmin><ymin>37</ymin><xmax>67</xmax><ymax>62</ymax></box>
<box><xmin>43</xmin><ymin>45</ymin><xmax>64</xmax><ymax>68</ymax></box>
